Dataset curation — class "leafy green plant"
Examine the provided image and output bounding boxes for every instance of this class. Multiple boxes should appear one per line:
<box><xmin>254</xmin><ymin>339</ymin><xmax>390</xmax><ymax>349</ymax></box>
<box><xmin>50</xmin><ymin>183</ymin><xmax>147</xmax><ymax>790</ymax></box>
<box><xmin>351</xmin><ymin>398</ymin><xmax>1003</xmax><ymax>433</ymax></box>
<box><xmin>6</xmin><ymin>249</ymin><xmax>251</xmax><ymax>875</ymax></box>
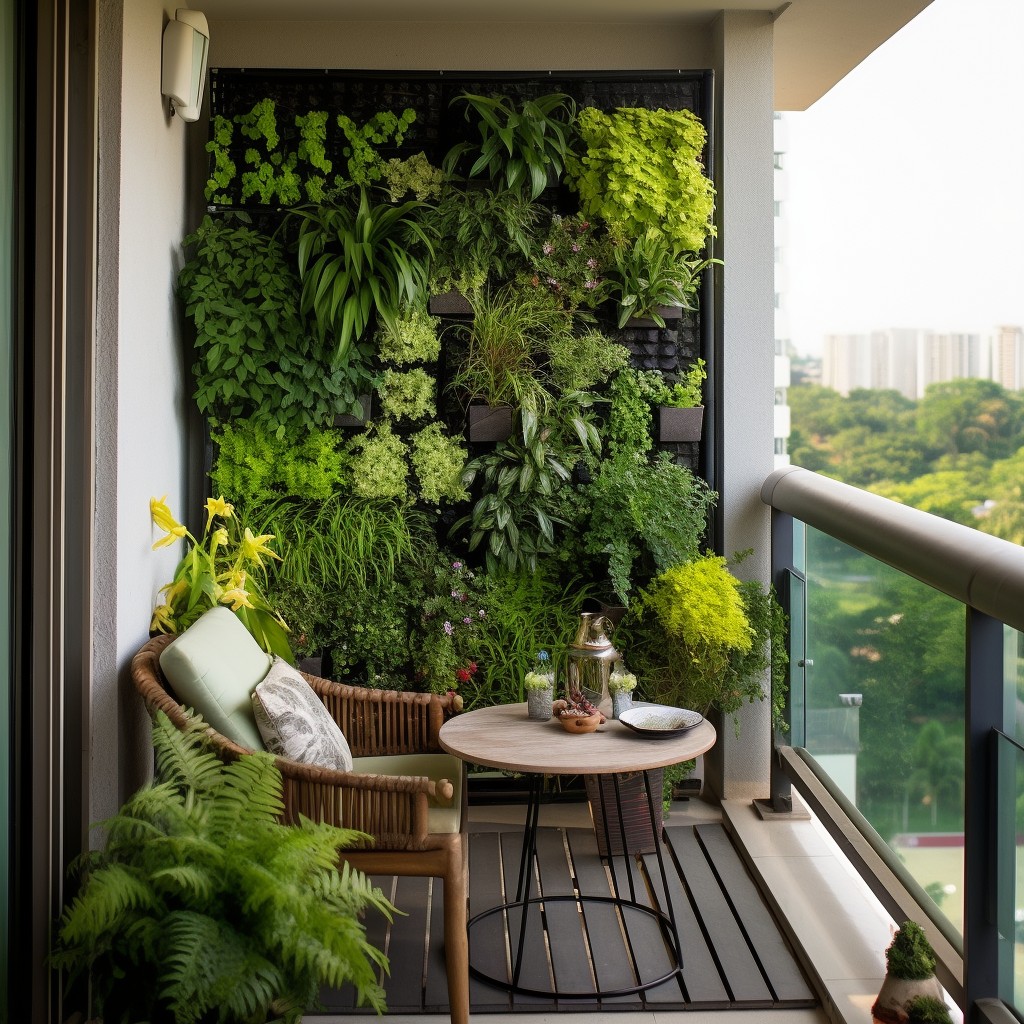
<box><xmin>452</xmin><ymin>401</ymin><xmax>598</xmax><ymax>573</ymax></box>
<box><xmin>547</xmin><ymin>327</ymin><xmax>629</xmax><ymax>393</ymax></box>
<box><xmin>444</xmin><ymin>91</ymin><xmax>577</xmax><ymax>199</ymax></box>
<box><xmin>205</xmin><ymin>115</ymin><xmax>237</xmax><ymax>203</ymax></box>
<box><xmin>377</xmin><ymin>367</ymin><xmax>436</xmax><ymax>421</ymax></box>
<box><xmin>607</xmin><ymin>367</ymin><xmax>669</xmax><ymax>457</ymax></box>
<box><xmin>905</xmin><ymin>995</ymin><xmax>953</xmax><ymax>1023</ymax></box>
<box><xmin>449</xmin><ymin>287</ymin><xmax>570</xmax><ymax>410</ymax></box>
<box><xmin>237</xmin><ymin>98</ymin><xmax>305</xmax><ymax>206</ymax></box>
<box><xmin>521</xmin><ymin>213</ymin><xmax>613</xmax><ymax>310</ymax></box>
<box><xmin>346</xmin><ymin>423</ymin><xmax>409</xmax><ymax>502</ymax></box>
<box><xmin>885</xmin><ymin>921</ymin><xmax>938</xmax><ymax>981</ymax></box>
<box><xmin>382</xmin><ymin>152</ymin><xmax>445</xmax><ymax>202</ymax></box>
<box><xmin>335</xmin><ymin>108</ymin><xmax>416</xmax><ymax>187</ymax></box>
<box><xmin>211</xmin><ymin>421</ymin><xmax>347</xmax><ymax>506</ymax></box>
<box><xmin>410</xmin><ymin>424</ymin><xmax>470</xmax><ymax>505</ymax></box>
<box><xmin>580</xmin><ymin>451</ymin><xmax>716</xmax><ymax>604</ymax></box>
<box><xmin>291</xmin><ymin>187</ymin><xmax>433</xmax><ymax>362</ymax></box>
<box><xmin>457</xmin><ymin>565</ymin><xmax>599</xmax><ymax>709</ymax></box>
<box><xmin>661</xmin><ymin>358</ymin><xmax>707</xmax><ymax>408</ymax></box>
<box><xmin>608</xmin><ymin>230</ymin><xmax>717</xmax><ymax>328</ymax></box>
<box><xmin>149</xmin><ymin>495</ymin><xmax>292</xmax><ymax>660</ymax></box>
<box><xmin>376</xmin><ymin>306</ymin><xmax>442</xmax><ymax>365</ymax></box>
<box><xmin>620</xmin><ymin>554</ymin><xmax>770</xmax><ymax>721</ymax></box>
<box><xmin>259</xmin><ymin>495</ymin><xmax>419</xmax><ymax>592</ymax></box>
<box><xmin>52</xmin><ymin>712</ymin><xmax>393</xmax><ymax>1024</ymax></box>
<box><xmin>178</xmin><ymin>216</ymin><xmax>373</xmax><ymax>433</ymax></box>
<box><xmin>567</xmin><ymin>106</ymin><xmax>717</xmax><ymax>253</ymax></box>
<box><xmin>425</xmin><ymin>186</ymin><xmax>543</xmax><ymax>295</ymax></box>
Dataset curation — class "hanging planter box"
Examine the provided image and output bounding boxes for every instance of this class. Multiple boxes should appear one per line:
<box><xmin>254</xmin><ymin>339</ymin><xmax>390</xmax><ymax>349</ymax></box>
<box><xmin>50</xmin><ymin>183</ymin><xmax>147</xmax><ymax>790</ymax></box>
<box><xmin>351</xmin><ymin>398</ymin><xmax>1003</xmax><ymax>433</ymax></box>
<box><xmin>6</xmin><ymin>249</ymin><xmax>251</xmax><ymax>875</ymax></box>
<box><xmin>334</xmin><ymin>394</ymin><xmax>372</xmax><ymax>428</ymax></box>
<box><xmin>624</xmin><ymin>304</ymin><xmax>684</xmax><ymax>329</ymax></box>
<box><xmin>658</xmin><ymin>405</ymin><xmax>703</xmax><ymax>442</ymax></box>
<box><xmin>467</xmin><ymin>403</ymin><xmax>513</xmax><ymax>442</ymax></box>
<box><xmin>429</xmin><ymin>290</ymin><xmax>473</xmax><ymax>316</ymax></box>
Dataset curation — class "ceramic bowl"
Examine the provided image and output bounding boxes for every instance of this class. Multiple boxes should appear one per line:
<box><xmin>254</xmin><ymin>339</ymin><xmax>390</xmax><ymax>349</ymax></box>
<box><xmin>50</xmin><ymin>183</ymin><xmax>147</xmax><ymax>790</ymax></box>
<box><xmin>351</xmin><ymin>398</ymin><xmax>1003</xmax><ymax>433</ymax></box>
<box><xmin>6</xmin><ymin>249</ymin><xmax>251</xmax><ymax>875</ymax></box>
<box><xmin>618</xmin><ymin>704</ymin><xmax>703</xmax><ymax>738</ymax></box>
<box><xmin>558</xmin><ymin>711</ymin><xmax>604</xmax><ymax>734</ymax></box>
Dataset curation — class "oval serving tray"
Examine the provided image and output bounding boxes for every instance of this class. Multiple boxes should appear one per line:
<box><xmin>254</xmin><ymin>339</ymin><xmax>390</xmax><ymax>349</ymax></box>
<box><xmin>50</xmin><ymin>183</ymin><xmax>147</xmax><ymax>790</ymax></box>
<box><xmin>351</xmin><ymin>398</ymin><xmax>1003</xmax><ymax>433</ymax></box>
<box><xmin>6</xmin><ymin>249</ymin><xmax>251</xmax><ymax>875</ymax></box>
<box><xmin>619</xmin><ymin>704</ymin><xmax>704</xmax><ymax>738</ymax></box>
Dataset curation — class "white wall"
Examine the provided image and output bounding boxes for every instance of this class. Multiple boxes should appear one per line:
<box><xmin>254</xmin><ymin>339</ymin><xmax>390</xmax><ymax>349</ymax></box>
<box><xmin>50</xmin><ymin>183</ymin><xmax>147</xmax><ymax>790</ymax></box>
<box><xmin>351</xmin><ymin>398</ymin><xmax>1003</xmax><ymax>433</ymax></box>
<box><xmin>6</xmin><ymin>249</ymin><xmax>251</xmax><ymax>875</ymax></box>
<box><xmin>93</xmin><ymin>0</ymin><xmax>192</xmax><ymax>824</ymax></box>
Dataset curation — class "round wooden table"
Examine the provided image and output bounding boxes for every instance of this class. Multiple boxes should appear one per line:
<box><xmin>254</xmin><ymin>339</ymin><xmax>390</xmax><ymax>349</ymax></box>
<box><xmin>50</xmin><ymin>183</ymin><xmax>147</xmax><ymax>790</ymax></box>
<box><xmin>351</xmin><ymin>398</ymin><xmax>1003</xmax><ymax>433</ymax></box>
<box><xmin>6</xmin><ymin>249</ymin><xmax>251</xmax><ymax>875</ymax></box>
<box><xmin>439</xmin><ymin>702</ymin><xmax>717</xmax><ymax>999</ymax></box>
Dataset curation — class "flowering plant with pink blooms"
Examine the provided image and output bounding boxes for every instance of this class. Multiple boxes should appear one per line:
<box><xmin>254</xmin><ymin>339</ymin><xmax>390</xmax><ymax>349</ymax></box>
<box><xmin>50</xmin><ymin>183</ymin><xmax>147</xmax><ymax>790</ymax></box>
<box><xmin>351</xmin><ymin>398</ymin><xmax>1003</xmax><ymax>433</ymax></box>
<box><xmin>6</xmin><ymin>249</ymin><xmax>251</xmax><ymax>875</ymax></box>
<box><xmin>417</xmin><ymin>556</ymin><xmax>487</xmax><ymax>692</ymax></box>
<box><xmin>521</xmin><ymin>213</ymin><xmax>613</xmax><ymax>311</ymax></box>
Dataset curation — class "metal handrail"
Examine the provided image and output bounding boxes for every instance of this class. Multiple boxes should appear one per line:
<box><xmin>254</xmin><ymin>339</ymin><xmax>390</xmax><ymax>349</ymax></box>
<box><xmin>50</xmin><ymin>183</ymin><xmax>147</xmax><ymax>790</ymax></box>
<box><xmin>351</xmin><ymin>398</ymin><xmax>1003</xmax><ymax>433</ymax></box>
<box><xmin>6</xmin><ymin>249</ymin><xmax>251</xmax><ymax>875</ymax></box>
<box><xmin>761</xmin><ymin>465</ymin><xmax>1024</xmax><ymax>630</ymax></box>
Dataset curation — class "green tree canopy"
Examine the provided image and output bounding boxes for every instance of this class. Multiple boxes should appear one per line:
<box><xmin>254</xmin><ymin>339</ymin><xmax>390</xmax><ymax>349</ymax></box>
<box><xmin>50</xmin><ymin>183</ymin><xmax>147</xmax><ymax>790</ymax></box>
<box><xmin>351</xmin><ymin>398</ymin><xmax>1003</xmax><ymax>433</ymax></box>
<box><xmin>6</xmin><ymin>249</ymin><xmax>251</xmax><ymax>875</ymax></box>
<box><xmin>917</xmin><ymin>378</ymin><xmax>1024</xmax><ymax>459</ymax></box>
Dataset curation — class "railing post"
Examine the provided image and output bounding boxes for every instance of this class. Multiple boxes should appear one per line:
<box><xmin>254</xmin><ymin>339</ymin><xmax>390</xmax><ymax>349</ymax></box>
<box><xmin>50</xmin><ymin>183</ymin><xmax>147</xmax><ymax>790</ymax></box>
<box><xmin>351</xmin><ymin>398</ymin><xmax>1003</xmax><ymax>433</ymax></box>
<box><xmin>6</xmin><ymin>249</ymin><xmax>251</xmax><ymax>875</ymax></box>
<box><xmin>964</xmin><ymin>608</ymin><xmax>1004</xmax><ymax>1016</ymax></box>
<box><xmin>768</xmin><ymin>507</ymin><xmax>799</xmax><ymax>813</ymax></box>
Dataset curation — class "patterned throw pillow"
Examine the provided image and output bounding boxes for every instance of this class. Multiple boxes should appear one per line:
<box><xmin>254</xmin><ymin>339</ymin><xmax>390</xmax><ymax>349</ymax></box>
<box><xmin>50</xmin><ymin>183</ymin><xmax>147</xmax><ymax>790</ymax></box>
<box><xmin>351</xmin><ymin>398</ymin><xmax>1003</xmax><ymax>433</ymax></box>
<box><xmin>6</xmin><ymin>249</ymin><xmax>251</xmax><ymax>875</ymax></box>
<box><xmin>251</xmin><ymin>657</ymin><xmax>353</xmax><ymax>772</ymax></box>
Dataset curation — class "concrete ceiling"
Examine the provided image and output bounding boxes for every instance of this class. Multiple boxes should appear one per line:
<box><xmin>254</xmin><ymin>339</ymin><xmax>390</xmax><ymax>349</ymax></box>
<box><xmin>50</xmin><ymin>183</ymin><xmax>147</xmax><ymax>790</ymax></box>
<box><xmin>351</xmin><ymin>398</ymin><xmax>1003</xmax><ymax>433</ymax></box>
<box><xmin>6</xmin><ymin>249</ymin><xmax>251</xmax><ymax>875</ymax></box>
<box><xmin>196</xmin><ymin>0</ymin><xmax>934</xmax><ymax>109</ymax></box>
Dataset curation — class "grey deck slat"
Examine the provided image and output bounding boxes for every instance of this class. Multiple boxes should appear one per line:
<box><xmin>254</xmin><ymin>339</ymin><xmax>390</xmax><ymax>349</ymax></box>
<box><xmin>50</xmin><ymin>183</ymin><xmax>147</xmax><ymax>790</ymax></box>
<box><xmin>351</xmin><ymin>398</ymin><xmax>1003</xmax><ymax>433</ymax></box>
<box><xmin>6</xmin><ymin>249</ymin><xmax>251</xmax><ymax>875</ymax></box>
<box><xmin>565</xmin><ymin>828</ymin><xmax>644</xmax><ymax>1007</ymax></box>
<box><xmin>640</xmin><ymin>846</ymin><xmax>732</xmax><ymax>1007</ymax></box>
<box><xmin>468</xmin><ymin>832</ymin><xmax>513</xmax><ymax>1012</ymax></box>
<box><xmin>533</xmin><ymin>827</ymin><xmax>601</xmax><ymax>1007</ymax></box>
<box><xmin>499</xmin><ymin>830</ymin><xmax>553</xmax><ymax>1005</ymax></box>
<box><xmin>695</xmin><ymin>824</ymin><xmax>816</xmax><ymax>1004</ymax></box>
<box><xmin>666</xmin><ymin>826</ymin><xmax>775</xmax><ymax>1006</ymax></box>
<box><xmin>383</xmin><ymin>875</ymin><xmax>429</xmax><ymax>1011</ymax></box>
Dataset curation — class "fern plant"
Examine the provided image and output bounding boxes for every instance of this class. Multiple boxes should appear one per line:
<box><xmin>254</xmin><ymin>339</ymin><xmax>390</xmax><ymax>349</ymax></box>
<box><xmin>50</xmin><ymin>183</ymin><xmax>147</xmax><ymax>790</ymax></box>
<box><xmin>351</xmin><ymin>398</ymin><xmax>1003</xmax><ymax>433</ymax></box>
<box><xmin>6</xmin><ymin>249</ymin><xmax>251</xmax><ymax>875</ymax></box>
<box><xmin>52</xmin><ymin>712</ymin><xmax>393</xmax><ymax>1024</ymax></box>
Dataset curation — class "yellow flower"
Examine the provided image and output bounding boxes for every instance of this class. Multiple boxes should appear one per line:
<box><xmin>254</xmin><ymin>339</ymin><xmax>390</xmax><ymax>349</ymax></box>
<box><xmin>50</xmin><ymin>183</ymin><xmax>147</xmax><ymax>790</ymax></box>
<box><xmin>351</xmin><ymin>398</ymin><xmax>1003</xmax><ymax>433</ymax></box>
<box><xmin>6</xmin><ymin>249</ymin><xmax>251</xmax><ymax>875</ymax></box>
<box><xmin>160</xmin><ymin>578</ymin><xmax>188</xmax><ymax>606</ymax></box>
<box><xmin>150</xmin><ymin>495</ymin><xmax>184</xmax><ymax>534</ymax></box>
<box><xmin>241</xmin><ymin>528</ymin><xmax>281</xmax><ymax>567</ymax></box>
<box><xmin>220</xmin><ymin>587</ymin><xmax>254</xmax><ymax>612</ymax></box>
<box><xmin>204</xmin><ymin>496</ymin><xmax>234</xmax><ymax>532</ymax></box>
<box><xmin>150</xmin><ymin>604</ymin><xmax>176</xmax><ymax>634</ymax></box>
<box><xmin>210</xmin><ymin>527</ymin><xmax>229</xmax><ymax>556</ymax></box>
<box><xmin>150</xmin><ymin>495</ymin><xmax>188</xmax><ymax>549</ymax></box>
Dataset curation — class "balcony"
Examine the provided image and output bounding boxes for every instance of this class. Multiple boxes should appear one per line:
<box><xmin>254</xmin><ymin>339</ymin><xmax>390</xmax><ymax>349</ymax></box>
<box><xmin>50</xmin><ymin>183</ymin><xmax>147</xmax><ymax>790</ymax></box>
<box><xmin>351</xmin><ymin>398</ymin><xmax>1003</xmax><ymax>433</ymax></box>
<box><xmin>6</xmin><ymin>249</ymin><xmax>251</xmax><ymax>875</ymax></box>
<box><xmin>316</xmin><ymin>467</ymin><xmax>1024</xmax><ymax>1024</ymax></box>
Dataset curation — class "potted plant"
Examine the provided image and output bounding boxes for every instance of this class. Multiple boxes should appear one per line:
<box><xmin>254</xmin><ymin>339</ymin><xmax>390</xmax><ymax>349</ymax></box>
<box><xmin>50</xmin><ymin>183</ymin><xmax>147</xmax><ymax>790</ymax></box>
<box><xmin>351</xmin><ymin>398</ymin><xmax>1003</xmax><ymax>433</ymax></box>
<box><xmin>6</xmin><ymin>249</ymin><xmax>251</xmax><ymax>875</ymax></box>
<box><xmin>51</xmin><ymin>712</ymin><xmax>394</xmax><ymax>1024</ymax></box>
<box><xmin>871</xmin><ymin>921</ymin><xmax>947</xmax><ymax>1024</ymax></box>
<box><xmin>606</xmin><ymin>229</ymin><xmax>717</xmax><ymax>329</ymax></box>
<box><xmin>608</xmin><ymin>662</ymin><xmax>637</xmax><ymax>719</ymax></box>
<box><xmin>448</xmin><ymin>286</ymin><xmax>569</xmax><ymax>439</ymax></box>
<box><xmin>657</xmin><ymin>358</ymin><xmax>707</xmax><ymax>442</ymax></box>
<box><xmin>524</xmin><ymin>649</ymin><xmax>555</xmax><ymax>720</ymax></box>
<box><xmin>443</xmin><ymin>91</ymin><xmax>577</xmax><ymax>200</ymax></box>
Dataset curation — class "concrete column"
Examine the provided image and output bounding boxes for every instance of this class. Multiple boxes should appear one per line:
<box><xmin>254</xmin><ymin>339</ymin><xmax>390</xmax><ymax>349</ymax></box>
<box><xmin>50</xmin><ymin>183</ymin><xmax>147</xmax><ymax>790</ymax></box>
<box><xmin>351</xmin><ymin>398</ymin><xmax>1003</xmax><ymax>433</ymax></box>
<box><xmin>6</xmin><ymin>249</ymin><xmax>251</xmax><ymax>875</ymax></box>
<box><xmin>706</xmin><ymin>10</ymin><xmax>776</xmax><ymax>802</ymax></box>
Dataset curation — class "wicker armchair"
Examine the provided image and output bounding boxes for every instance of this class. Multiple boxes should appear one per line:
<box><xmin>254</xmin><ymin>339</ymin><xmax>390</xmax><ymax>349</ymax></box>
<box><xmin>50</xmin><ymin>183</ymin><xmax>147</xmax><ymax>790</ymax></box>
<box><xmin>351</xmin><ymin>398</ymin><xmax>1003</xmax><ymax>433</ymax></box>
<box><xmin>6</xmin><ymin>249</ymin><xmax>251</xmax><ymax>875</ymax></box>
<box><xmin>130</xmin><ymin>634</ymin><xmax>470</xmax><ymax>1024</ymax></box>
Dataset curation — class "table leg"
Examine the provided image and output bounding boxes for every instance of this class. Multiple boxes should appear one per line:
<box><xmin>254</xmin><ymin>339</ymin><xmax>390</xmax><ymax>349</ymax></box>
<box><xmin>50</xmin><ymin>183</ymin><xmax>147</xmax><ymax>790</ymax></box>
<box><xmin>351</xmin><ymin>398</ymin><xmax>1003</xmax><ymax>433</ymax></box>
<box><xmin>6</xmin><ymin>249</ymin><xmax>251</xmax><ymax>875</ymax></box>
<box><xmin>510</xmin><ymin>773</ymin><xmax>543</xmax><ymax>988</ymax></box>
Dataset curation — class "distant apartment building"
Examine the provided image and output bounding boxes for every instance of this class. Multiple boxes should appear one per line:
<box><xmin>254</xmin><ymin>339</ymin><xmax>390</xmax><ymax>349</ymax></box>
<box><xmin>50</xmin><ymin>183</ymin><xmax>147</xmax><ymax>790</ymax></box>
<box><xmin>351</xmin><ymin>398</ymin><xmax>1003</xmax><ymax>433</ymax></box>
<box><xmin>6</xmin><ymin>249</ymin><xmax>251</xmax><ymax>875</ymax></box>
<box><xmin>822</xmin><ymin>327</ymin><xmax>1016</xmax><ymax>399</ymax></box>
<box><xmin>773</xmin><ymin>114</ymin><xmax>791</xmax><ymax>468</ymax></box>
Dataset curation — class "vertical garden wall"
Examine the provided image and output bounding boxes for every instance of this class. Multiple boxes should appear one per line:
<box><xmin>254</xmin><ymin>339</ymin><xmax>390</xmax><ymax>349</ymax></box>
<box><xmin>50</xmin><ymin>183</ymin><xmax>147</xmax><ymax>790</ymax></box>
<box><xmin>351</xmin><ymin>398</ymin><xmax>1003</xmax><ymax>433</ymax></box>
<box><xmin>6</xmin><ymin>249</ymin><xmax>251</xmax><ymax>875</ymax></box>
<box><xmin>160</xmin><ymin>66</ymin><xmax>778</xmax><ymax>724</ymax></box>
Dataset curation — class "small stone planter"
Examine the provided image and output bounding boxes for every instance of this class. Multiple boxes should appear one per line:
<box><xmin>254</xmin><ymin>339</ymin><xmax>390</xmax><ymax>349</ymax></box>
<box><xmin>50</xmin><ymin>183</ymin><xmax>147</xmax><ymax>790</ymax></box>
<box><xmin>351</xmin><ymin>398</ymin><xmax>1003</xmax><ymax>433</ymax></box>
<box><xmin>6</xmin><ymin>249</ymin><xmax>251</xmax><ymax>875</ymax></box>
<box><xmin>611</xmin><ymin>690</ymin><xmax>634</xmax><ymax>720</ymax></box>
<box><xmin>624</xmin><ymin>304</ymin><xmax>684</xmax><ymax>329</ymax></box>
<box><xmin>527</xmin><ymin>685</ymin><xmax>554</xmax><ymax>721</ymax></box>
<box><xmin>428</xmin><ymin>290</ymin><xmax>473</xmax><ymax>316</ymax></box>
<box><xmin>658</xmin><ymin>405</ymin><xmax>704</xmax><ymax>442</ymax></box>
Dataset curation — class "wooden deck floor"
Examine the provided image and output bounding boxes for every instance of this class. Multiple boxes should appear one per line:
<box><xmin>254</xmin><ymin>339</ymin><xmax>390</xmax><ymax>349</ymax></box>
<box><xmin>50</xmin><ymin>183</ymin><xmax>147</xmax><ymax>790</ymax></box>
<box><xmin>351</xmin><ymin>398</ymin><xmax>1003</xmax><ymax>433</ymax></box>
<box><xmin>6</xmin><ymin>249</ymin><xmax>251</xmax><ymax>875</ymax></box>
<box><xmin>318</xmin><ymin>823</ymin><xmax>817</xmax><ymax>1015</ymax></box>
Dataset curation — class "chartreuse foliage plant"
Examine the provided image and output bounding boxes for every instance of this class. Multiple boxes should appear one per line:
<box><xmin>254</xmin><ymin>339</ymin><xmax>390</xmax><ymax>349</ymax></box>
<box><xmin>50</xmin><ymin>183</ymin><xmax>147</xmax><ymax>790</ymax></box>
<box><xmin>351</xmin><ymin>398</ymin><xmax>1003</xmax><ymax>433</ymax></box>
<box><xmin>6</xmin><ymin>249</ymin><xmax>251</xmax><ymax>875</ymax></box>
<box><xmin>178</xmin><ymin>216</ymin><xmax>372</xmax><ymax>433</ymax></box>
<box><xmin>382</xmin><ymin>151</ymin><xmax>445</xmax><ymax>202</ymax></box>
<box><xmin>52</xmin><ymin>712</ymin><xmax>393</xmax><ymax>1024</ymax></box>
<box><xmin>376</xmin><ymin>307</ymin><xmax>442</xmax><ymax>365</ymax></box>
<box><xmin>346</xmin><ymin>424</ymin><xmax>410</xmax><ymax>502</ymax></box>
<box><xmin>149</xmin><ymin>495</ymin><xmax>293</xmax><ymax>661</ymax></box>
<box><xmin>444</xmin><ymin>91</ymin><xmax>577</xmax><ymax>199</ymax></box>
<box><xmin>547</xmin><ymin>327</ymin><xmax>628</xmax><ymax>394</ymax></box>
<box><xmin>211</xmin><ymin>421</ymin><xmax>348</xmax><ymax>506</ymax></box>
<box><xmin>336</xmin><ymin>108</ymin><xmax>416</xmax><ymax>187</ymax></box>
<box><xmin>567</xmin><ymin>106</ymin><xmax>716</xmax><ymax>254</ymax></box>
<box><xmin>377</xmin><ymin>367</ymin><xmax>436</xmax><ymax>421</ymax></box>
<box><xmin>292</xmin><ymin>187</ymin><xmax>433</xmax><ymax>363</ymax></box>
<box><xmin>410</xmin><ymin>424</ymin><xmax>469</xmax><ymax>505</ymax></box>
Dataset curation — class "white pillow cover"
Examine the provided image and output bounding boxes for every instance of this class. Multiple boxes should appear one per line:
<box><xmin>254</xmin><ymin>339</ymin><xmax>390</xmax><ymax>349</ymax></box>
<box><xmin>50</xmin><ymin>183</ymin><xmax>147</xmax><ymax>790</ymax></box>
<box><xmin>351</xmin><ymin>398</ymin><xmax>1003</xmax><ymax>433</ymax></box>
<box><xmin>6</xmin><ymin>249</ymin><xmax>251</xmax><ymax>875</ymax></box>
<box><xmin>251</xmin><ymin>657</ymin><xmax>353</xmax><ymax>772</ymax></box>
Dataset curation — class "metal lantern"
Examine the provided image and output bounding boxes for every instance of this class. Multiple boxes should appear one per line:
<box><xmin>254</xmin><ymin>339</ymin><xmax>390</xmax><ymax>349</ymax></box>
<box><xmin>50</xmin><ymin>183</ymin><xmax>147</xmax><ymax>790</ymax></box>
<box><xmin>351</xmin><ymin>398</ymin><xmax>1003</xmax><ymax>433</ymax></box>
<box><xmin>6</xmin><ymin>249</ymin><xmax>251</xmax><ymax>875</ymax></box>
<box><xmin>566</xmin><ymin>611</ymin><xmax>621</xmax><ymax>717</ymax></box>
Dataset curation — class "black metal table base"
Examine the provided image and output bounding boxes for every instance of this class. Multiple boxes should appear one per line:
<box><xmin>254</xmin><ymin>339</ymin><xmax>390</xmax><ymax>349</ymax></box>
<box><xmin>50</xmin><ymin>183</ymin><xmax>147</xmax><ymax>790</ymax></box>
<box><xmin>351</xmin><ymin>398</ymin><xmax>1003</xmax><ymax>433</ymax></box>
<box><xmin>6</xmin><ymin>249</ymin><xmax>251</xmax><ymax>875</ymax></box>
<box><xmin>467</xmin><ymin>770</ymin><xmax>684</xmax><ymax>999</ymax></box>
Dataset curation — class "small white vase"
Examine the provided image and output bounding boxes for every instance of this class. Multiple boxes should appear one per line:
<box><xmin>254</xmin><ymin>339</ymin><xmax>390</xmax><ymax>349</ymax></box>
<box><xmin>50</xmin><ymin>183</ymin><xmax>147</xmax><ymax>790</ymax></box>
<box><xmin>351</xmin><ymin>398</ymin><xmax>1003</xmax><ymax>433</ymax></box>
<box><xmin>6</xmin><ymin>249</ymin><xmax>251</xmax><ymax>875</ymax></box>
<box><xmin>611</xmin><ymin>690</ymin><xmax>634</xmax><ymax>719</ymax></box>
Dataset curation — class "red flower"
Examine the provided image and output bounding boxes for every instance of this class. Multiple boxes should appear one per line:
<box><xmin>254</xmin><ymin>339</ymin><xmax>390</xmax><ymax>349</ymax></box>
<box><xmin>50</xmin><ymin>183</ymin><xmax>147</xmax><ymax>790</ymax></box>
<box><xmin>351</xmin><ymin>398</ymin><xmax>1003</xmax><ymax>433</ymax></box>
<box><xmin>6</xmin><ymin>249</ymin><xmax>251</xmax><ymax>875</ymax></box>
<box><xmin>456</xmin><ymin>668</ymin><xmax>471</xmax><ymax>683</ymax></box>
<box><xmin>468</xmin><ymin>661</ymin><xmax>478</xmax><ymax>673</ymax></box>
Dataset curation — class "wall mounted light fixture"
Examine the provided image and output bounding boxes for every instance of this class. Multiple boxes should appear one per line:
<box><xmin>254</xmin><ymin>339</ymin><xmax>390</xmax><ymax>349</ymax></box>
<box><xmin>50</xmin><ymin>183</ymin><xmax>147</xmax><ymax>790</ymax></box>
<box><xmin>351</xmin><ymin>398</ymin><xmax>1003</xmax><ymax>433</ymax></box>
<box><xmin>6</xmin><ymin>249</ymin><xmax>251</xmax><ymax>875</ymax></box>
<box><xmin>161</xmin><ymin>9</ymin><xmax>210</xmax><ymax>122</ymax></box>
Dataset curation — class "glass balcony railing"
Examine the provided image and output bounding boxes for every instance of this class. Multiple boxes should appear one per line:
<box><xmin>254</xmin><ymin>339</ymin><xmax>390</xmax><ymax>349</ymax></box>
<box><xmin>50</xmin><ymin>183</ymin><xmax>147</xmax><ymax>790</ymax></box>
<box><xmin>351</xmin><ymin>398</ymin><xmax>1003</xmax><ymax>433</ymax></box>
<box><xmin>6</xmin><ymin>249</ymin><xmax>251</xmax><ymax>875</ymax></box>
<box><xmin>762</xmin><ymin>465</ymin><xmax>1024</xmax><ymax>1022</ymax></box>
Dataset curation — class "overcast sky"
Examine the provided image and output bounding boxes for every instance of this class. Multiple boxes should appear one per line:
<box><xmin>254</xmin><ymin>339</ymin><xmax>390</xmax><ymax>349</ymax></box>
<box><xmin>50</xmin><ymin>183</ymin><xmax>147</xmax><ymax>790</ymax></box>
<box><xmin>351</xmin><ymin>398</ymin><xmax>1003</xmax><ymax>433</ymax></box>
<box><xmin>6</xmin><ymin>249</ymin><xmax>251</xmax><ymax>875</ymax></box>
<box><xmin>782</xmin><ymin>0</ymin><xmax>1024</xmax><ymax>356</ymax></box>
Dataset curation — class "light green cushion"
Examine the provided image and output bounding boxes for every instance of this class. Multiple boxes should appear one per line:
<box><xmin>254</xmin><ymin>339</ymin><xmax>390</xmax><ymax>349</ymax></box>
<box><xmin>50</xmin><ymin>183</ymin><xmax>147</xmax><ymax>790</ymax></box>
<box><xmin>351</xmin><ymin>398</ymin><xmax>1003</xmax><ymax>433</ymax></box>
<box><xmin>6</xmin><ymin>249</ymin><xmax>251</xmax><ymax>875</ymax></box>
<box><xmin>352</xmin><ymin>753</ymin><xmax>464</xmax><ymax>834</ymax></box>
<box><xmin>159</xmin><ymin>606</ymin><xmax>271</xmax><ymax>750</ymax></box>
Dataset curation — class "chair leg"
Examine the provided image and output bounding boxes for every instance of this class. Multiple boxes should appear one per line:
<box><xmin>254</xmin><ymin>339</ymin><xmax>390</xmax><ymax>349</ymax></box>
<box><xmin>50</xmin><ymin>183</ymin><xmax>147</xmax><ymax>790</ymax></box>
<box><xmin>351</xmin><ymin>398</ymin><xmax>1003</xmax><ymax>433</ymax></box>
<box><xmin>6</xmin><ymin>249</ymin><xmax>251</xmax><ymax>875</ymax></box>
<box><xmin>443</xmin><ymin>863</ymin><xmax>470</xmax><ymax>1024</ymax></box>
